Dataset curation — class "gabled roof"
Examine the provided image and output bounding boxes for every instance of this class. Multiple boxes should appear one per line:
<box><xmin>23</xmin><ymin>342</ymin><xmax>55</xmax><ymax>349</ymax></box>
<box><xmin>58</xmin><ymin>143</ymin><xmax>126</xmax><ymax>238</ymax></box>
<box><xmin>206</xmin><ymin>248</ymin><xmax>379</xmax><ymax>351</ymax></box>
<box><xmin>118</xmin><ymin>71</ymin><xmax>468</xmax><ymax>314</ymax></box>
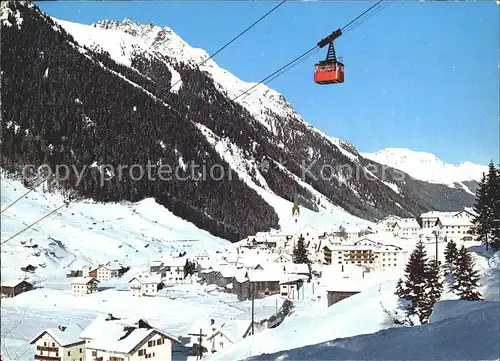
<box><xmin>29</xmin><ymin>324</ymin><xmax>84</xmax><ymax>347</ymax></box>
<box><xmin>81</xmin><ymin>314</ymin><xmax>178</xmax><ymax>354</ymax></box>
<box><xmin>70</xmin><ymin>276</ymin><xmax>99</xmax><ymax>285</ymax></box>
<box><xmin>420</xmin><ymin>211</ymin><xmax>457</xmax><ymax>219</ymax></box>
<box><xmin>129</xmin><ymin>274</ymin><xmax>161</xmax><ymax>285</ymax></box>
<box><xmin>438</xmin><ymin>216</ymin><xmax>472</xmax><ymax>227</ymax></box>
<box><xmin>1</xmin><ymin>279</ymin><xmax>32</xmax><ymax>288</ymax></box>
<box><xmin>376</xmin><ymin>215</ymin><xmax>402</xmax><ymax>225</ymax></box>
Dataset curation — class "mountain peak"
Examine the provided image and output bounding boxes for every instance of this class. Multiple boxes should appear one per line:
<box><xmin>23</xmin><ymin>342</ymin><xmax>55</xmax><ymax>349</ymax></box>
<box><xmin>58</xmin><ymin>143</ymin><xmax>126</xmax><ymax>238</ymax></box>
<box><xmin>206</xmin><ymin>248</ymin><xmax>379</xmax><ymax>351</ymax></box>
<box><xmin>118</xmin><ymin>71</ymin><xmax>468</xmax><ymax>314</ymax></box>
<box><xmin>362</xmin><ymin>148</ymin><xmax>487</xmax><ymax>186</ymax></box>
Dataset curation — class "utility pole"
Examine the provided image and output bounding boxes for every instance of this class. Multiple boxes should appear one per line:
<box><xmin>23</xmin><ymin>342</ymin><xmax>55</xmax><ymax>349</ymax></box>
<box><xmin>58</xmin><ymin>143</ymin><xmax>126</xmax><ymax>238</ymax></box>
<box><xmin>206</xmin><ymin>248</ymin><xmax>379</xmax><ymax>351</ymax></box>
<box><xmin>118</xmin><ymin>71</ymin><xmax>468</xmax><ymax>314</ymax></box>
<box><xmin>251</xmin><ymin>294</ymin><xmax>255</xmax><ymax>335</ymax></box>
<box><xmin>434</xmin><ymin>230</ymin><xmax>439</xmax><ymax>263</ymax></box>
<box><xmin>188</xmin><ymin>328</ymin><xmax>207</xmax><ymax>360</ymax></box>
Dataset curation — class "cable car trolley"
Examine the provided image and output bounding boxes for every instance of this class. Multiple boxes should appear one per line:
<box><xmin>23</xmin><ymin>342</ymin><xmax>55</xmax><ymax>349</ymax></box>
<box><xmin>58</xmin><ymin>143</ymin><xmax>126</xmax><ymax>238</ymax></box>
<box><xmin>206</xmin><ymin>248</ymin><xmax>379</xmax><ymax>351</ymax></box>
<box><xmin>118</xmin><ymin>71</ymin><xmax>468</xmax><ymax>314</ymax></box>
<box><xmin>314</xmin><ymin>28</ymin><xmax>344</xmax><ymax>85</ymax></box>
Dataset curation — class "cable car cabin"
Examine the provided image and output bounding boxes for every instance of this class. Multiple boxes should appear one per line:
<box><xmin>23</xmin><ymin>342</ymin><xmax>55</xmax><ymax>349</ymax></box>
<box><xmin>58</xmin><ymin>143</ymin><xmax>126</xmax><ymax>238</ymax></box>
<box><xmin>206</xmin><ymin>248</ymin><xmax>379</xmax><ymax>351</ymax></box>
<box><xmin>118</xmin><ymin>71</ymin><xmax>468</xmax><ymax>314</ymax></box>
<box><xmin>314</xmin><ymin>60</ymin><xmax>344</xmax><ymax>85</ymax></box>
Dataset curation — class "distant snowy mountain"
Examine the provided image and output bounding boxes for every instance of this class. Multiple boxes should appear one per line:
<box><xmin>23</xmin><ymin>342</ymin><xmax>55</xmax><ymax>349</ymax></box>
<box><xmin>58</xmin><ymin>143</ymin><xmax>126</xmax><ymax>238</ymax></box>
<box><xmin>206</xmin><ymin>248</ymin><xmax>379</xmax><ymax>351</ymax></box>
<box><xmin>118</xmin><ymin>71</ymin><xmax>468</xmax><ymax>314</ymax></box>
<box><xmin>362</xmin><ymin>148</ymin><xmax>487</xmax><ymax>194</ymax></box>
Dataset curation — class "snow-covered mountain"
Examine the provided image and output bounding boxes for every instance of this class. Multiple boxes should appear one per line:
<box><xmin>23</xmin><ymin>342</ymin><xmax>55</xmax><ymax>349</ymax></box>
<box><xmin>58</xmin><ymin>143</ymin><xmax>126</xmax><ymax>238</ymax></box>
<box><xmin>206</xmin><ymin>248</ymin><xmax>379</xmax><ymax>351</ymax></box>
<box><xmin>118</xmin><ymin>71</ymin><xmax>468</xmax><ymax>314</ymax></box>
<box><xmin>0</xmin><ymin>1</ymin><xmax>478</xmax><ymax>243</ymax></box>
<box><xmin>362</xmin><ymin>148</ymin><xmax>487</xmax><ymax>194</ymax></box>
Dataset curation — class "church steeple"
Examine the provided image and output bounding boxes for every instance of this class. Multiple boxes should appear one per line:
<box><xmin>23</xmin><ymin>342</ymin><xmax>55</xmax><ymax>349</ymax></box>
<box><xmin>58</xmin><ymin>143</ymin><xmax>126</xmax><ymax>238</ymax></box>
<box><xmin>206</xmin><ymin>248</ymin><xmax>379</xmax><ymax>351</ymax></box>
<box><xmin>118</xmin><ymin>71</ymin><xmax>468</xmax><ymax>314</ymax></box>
<box><xmin>292</xmin><ymin>193</ymin><xmax>300</xmax><ymax>222</ymax></box>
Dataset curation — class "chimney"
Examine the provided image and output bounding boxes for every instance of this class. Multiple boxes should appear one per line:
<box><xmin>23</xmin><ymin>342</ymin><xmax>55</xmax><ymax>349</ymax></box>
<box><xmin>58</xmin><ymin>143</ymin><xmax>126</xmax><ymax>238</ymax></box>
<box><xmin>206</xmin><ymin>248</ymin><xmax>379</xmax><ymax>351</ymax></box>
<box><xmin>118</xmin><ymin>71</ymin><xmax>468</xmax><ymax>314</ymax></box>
<box><xmin>58</xmin><ymin>325</ymin><xmax>67</xmax><ymax>331</ymax></box>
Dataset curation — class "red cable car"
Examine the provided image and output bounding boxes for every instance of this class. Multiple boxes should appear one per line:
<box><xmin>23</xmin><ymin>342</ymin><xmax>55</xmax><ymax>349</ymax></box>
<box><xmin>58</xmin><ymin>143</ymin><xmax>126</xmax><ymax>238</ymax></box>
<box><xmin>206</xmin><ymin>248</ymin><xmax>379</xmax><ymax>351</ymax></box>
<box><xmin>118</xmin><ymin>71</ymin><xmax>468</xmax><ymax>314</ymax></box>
<box><xmin>314</xmin><ymin>29</ymin><xmax>344</xmax><ymax>85</ymax></box>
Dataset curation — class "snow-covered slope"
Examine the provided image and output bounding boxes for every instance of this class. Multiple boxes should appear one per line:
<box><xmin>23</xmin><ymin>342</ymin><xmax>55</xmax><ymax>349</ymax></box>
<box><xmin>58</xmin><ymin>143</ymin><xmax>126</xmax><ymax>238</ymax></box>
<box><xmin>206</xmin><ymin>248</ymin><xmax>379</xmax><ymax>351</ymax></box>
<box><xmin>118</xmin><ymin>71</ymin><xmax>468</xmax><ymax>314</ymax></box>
<box><xmin>0</xmin><ymin>175</ymin><xmax>229</xmax><ymax>283</ymax></box>
<box><xmin>249</xmin><ymin>300</ymin><xmax>500</xmax><ymax>361</ymax></box>
<box><xmin>362</xmin><ymin>148</ymin><xmax>487</xmax><ymax>190</ymax></box>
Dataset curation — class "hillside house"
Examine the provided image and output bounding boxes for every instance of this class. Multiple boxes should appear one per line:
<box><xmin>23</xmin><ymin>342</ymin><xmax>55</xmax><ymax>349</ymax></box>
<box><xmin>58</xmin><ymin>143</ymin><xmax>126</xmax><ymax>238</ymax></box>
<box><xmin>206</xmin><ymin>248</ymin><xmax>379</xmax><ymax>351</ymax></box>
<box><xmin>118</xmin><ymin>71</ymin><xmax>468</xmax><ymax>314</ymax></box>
<box><xmin>231</xmin><ymin>274</ymin><xmax>250</xmax><ymax>300</ymax></box>
<box><xmin>279</xmin><ymin>275</ymin><xmax>307</xmax><ymax>299</ymax></box>
<box><xmin>160</xmin><ymin>257</ymin><xmax>187</xmax><ymax>284</ymax></box>
<box><xmin>66</xmin><ymin>269</ymin><xmax>83</xmax><ymax>278</ymax></box>
<box><xmin>324</xmin><ymin>245</ymin><xmax>376</xmax><ymax>267</ymax></box>
<box><xmin>129</xmin><ymin>274</ymin><xmax>162</xmax><ymax>297</ymax></box>
<box><xmin>80</xmin><ymin>314</ymin><xmax>178</xmax><ymax>361</ymax></box>
<box><xmin>215</xmin><ymin>266</ymin><xmax>237</xmax><ymax>288</ymax></box>
<box><xmin>393</xmin><ymin>219</ymin><xmax>420</xmax><ymax>238</ymax></box>
<box><xmin>89</xmin><ymin>263</ymin><xmax>122</xmax><ymax>281</ymax></box>
<box><xmin>194</xmin><ymin>252</ymin><xmax>210</xmax><ymax>264</ymax></box>
<box><xmin>372</xmin><ymin>244</ymin><xmax>406</xmax><ymax>272</ymax></box>
<box><xmin>376</xmin><ymin>215</ymin><xmax>401</xmax><ymax>233</ymax></box>
<box><xmin>149</xmin><ymin>260</ymin><xmax>164</xmax><ymax>274</ymax></box>
<box><xmin>419</xmin><ymin>211</ymin><xmax>456</xmax><ymax>228</ymax></box>
<box><xmin>29</xmin><ymin>324</ymin><xmax>85</xmax><ymax>361</ymax></box>
<box><xmin>71</xmin><ymin>277</ymin><xmax>99</xmax><ymax>296</ymax></box>
<box><xmin>246</xmin><ymin>270</ymin><xmax>283</xmax><ymax>298</ymax></box>
<box><xmin>0</xmin><ymin>280</ymin><xmax>33</xmax><ymax>298</ymax></box>
<box><xmin>198</xmin><ymin>267</ymin><xmax>217</xmax><ymax>285</ymax></box>
<box><xmin>20</xmin><ymin>264</ymin><xmax>37</xmax><ymax>273</ymax></box>
<box><xmin>437</xmin><ymin>217</ymin><xmax>474</xmax><ymax>242</ymax></box>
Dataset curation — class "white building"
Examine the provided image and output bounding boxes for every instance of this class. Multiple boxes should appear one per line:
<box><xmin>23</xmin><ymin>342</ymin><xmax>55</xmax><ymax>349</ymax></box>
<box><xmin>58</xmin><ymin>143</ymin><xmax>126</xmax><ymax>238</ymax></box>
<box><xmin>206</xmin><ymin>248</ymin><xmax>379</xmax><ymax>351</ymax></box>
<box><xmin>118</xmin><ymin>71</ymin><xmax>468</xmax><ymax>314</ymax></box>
<box><xmin>29</xmin><ymin>324</ymin><xmax>85</xmax><ymax>361</ymax></box>
<box><xmin>160</xmin><ymin>257</ymin><xmax>187</xmax><ymax>284</ymax></box>
<box><xmin>419</xmin><ymin>211</ymin><xmax>456</xmax><ymax>229</ymax></box>
<box><xmin>437</xmin><ymin>216</ymin><xmax>474</xmax><ymax>243</ymax></box>
<box><xmin>90</xmin><ymin>263</ymin><xmax>121</xmax><ymax>281</ymax></box>
<box><xmin>80</xmin><ymin>314</ymin><xmax>178</xmax><ymax>361</ymax></box>
<box><xmin>71</xmin><ymin>277</ymin><xmax>99</xmax><ymax>296</ymax></box>
<box><xmin>393</xmin><ymin>218</ymin><xmax>420</xmax><ymax>239</ymax></box>
<box><xmin>376</xmin><ymin>215</ymin><xmax>401</xmax><ymax>233</ymax></box>
<box><xmin>372</xmin><ymin>244</ymin><xmax>407</xmax><ymax>272</ymax></box>
<box><xmin>279</xmin><ymin>275</ymin><xmax>307</xmax><ymax>299</ymax></box>
<box><xmin>129</xmin><ymin>274</ymin><xmax>162</xmax><ymax>297</ymax></box>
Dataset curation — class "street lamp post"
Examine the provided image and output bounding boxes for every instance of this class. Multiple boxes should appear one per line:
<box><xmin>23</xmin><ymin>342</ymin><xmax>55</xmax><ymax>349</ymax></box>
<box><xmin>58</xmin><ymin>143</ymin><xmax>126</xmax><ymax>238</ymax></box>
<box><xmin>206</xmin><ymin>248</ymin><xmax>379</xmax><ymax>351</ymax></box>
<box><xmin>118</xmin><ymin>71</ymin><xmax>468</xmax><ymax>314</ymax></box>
<box><xmin>432</xmin><ymin>230</ymin><xmax>439</xmax><ymax>263</ymax></box>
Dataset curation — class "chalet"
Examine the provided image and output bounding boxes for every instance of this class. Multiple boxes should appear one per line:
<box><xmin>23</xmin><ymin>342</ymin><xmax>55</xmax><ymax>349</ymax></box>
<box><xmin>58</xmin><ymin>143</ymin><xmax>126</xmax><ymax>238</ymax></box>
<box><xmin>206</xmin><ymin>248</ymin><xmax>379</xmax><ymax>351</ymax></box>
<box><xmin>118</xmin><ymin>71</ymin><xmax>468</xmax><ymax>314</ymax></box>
<box><xmin>279</xmin><ymin>275</ymin><xmax>307</xmax><ymax>299</ymax></box>
<box><xmin>373</xmin><ymin>244</ymin><xmax>406</xmax><ymax>272</ymax></box>
<box><xmin>71</xmin><ymin>277</ymin><xmax>99</xmax><ymax>296</ymax></box>
<box><xmin>129</xmin><ymin>274</ymin><xmax>162</xmax><ymax>297</ymax></box>
<box><xmin>0</xmin><ymin>280</ymin><xmax>33</xmax><ymax>298</ymax></box>
<box><xmin>198</xmin><ymin>267</ymin><xmax>217</xmax><ymax>285</ymax></box>
<box><xmin>231</xmin><ymin>274</ymin><xmax>250</xmax><ymax>300</ymax></box>
<box><xmin>324</xmin><ymin>245</ymin><xmax>376</xmax><ymax>267</ymax></box>
<box><xmin>246</xmin><ymin>270</ymin><xmax>283</xmax><ymax>298</ymax></box>
<box><xmin>215</xmin><ymin>266</ymin><xmax>237</xmax><ymax>288</ymax></box>
<box><xmin>437</xmin><ymin>216</ymin><xmax>474</xmax><ymax>242</ymax></box>
<box><xmin>29</xmin><ymin>324</ymin><xmax>85</xmax><ymax>361</ymax></box>
<box><xmin>89</xmin><ymin>263</ymin><xmax>122</xmax><ymax>281</ymax></box>
<box><xmin>393</xmin><ymin>219</ymin><xmax>420</xmax><ymax>239</ymax></box>
<box><xmin>149</xmin><ymin>260</ymin><xmax>164</xmax><ymax>274</ymax></box>
<box><xmin>80</xmin><ymin>314</ymin><xmax>179</xmax><ymax>361</ymax></box>
<box><xmin>160</xmin><ymin>257</ymin><xmax>187</xmax><ymax>284</ymax></box>
<box><xmin>376</xmin><ymin>215</ymin><xmax>401</xmax><ymax>233</ymax></box>
<box><xmin>419</xmin><ymin>211</ymin><xmax>456</xmax><ymax>228</ymax></box>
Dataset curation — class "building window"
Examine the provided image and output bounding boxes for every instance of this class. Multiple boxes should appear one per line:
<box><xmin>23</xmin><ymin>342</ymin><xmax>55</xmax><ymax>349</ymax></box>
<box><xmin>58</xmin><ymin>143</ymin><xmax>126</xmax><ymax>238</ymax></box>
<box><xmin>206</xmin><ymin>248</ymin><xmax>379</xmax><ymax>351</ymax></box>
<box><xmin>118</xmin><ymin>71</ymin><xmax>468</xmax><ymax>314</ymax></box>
<box><xmin>52</xmin><ymin>343</ymin><xmax>55</xmax><ymax>347</ymax></box>
<box><xmin>68</xmin><ymin>351</ymin><xmax>71</xmax><ymax>356</ymax></box>
<box><xmin>92</xmin><ymin>351</ymin><xmax>97</xmax><ymax>357</ymax></box>
<box><xmin>80</xmin><ymin>348</ymin><xmax>83</xmax><ymax>353</ymax></box>
<box><xmin>139</xmin><ymin>349</ymin><xmax>145</xmax><ymax>356</ymax></box>
<box><xmin>43</xmin><ymin>342</ymin><xmax>47</xmax><ymax>346</ymax></box>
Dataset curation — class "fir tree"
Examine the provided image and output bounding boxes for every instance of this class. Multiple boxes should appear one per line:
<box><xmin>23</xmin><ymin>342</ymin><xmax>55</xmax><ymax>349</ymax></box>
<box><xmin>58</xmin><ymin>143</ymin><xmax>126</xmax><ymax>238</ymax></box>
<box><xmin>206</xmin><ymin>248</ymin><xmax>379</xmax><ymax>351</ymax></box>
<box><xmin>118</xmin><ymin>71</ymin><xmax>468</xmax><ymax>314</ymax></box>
<box><xmin>394</xmin><ymin>278</ymin><xmax>406</xmax><ymax>298</ymax></box>
<box><xmin>292</xmin><ymin>235</ymin><xmax>310</xmax><ymax>264</ymax></box>
<box><xmin>444</xmin><ymin>239</ymin><xmax>458</xmax><ymax>268</ymax></box>
<box><xmin>472</xmin><ymin>173</ymin><xmax>491</xmax><ymax>251</ymax></box>
<box><xmin>420</xmin><ymin>260</ymin><xmax>443</xmax><ymax>323</ymax></box>
<box><xmin>490</xmin><ymin>164</ymin><xmax>500</xmax><ymax>251</ymax></box>
<box><xmin>452</xmin><ymin>246</ymin><xmax>483</xmax><ymax>301</ymax></box>
<box><xmin>401</xmin><ymin>240</ymin><xmax>429</xmax><ymax>321</ymax></box>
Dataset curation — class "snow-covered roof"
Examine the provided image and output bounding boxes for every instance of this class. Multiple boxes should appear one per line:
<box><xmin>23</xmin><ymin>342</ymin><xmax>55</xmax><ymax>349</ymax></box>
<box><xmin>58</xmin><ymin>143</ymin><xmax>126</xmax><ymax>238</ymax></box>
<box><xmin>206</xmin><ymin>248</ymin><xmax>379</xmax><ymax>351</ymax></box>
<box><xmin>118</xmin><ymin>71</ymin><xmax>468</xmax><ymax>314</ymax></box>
<box><xmin>394</xmin><ymin>219</ymin><xmax>420</xmax><ymax>229</ymax></box>
<box><xmin>30</xmin><ymin>324</ymin><xmax>84</xmax><ymax>347</ymax></box>
<box><xmin>216</xmin><ymin>265</ymin><xmax>238</xmax><ymax>278</ymax></box>
<box><xmin>286</xmin><ymin>263</ymin><xmax>310</xmax><ymax>275</ymax></box>
<box><xmin>161</xmin><ymin>256</ymin><xmax>187</xmax><ymax>267</ymax></box>
<box><xmin>246</xmin><ymin>270</ymin><xmax>285</xmax><ymax>283</ymax></box>
<box><xmin>129</xmin><ymin>274</ymin><xmax>161</xmax><ymax>284</ymax></box>
<box><xmin>150</xmin><ymin>260</ymin><xmax>163</xmax><ymax>267</ymax></box>
<box><xmin>376</xmin><ymin>215</ymin><xmax>401</xmax><ymax>224</ymax></box>
<box><xmin>70</xmin><ymin>276</ymin><xmax>99</xmax><ymax>285</ymax></box>
<box><xmin>420</xmin><ymin>211</ymin><xmax>457</xmax><ymax>219</ymax></box>
<box><xmin>1</xmin><ymin>279</ymin><xmax>31</xmax><ymax>287</ymax></box>
<box><xmin>438</xmin><ymin>217</ymin><xmax>472</xmax><ymax>227</ymax></box>
<box><xmin>279</xmin><ymin>274</ymin><xmax>308</xmax><ymax>285</ymax></box>
<box><xmin>81</xmin><ymin>314</ymin><xmax>177</xmax><ymax>353</ymax></box>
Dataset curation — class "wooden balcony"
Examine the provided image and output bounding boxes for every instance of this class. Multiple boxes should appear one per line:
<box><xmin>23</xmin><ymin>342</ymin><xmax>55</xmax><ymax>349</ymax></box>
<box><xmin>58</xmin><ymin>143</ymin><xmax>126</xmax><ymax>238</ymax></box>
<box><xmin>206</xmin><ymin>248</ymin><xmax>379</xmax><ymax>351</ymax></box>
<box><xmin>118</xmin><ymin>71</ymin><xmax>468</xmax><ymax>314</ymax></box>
<box><xmin>34</xmin><ymin>355</ymin><xmax>60</xmax><ymax>361</ymax></box>
<box><xmin>36</xmin><ymin>346</ymin><xmax>58</xmax><ymax>352</ymax></box>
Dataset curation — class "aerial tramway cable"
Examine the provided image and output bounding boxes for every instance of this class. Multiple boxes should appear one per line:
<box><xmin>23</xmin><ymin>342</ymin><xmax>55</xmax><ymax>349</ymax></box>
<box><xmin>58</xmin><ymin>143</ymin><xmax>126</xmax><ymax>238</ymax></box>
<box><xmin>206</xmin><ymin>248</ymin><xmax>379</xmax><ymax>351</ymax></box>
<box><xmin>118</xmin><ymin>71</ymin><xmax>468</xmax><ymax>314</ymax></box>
<box><xmin>167</xmin><ymin>0</ymin><xmax>287</xmax><ymax>92</ymax></box>
<box><xmin>232</xmin><ymin>0</ymin><xmax>389</xmax><ymax>101</ymax></box>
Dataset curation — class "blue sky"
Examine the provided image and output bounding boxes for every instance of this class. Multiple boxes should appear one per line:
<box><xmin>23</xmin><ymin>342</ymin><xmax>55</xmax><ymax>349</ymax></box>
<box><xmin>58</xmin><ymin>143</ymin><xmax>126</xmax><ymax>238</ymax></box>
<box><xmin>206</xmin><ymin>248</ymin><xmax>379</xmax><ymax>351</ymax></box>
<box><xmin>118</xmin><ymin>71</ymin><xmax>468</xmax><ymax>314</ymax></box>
<box><xmin>36</xmin><ymin>1</ymin><xmax>499</xmax><ymax>165</ymax></box>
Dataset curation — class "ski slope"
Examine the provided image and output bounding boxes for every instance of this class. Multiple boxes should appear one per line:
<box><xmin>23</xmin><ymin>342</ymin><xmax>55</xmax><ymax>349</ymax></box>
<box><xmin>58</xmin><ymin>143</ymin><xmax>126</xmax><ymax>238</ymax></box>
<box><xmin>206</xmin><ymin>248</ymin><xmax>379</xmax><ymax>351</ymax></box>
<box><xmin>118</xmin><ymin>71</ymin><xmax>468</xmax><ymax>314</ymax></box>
<box><xmin>0</xmin><ymin>175</ymin><xmax>229</xmax><ymax>283</ymax></box>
